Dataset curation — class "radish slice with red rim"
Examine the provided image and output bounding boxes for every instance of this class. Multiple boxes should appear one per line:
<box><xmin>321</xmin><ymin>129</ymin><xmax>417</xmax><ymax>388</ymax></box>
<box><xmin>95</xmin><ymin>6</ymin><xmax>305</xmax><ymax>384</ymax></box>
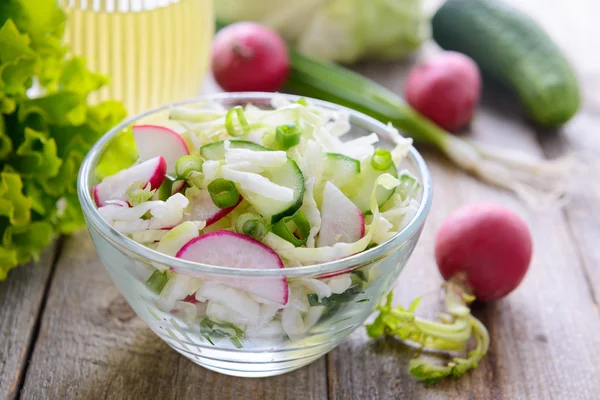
<box><xmin>175</xmin><ymin>231</ymin><xmax>288</xmax><ymax>305</ymax></box>
<box><xmin>317</xmin><ymin>182</ymin><xmax>365</xmax><ymax>247</ymax></box>
<box><xmin>133</xmin><ymin>125</ymin><xmax>189</xmax><ymax>175</ymax></box>
<box><xmin>93</xmin><ymin>156</ymin><xmax>167</xmax><ymax>207</ymax></box>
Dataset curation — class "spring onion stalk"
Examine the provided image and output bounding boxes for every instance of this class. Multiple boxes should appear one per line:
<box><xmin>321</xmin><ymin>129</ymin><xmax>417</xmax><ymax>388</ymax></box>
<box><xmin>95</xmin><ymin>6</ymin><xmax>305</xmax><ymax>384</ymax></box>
<box><xmin>207</xmin><ymin>178</ymin><xmax>240</xmax><ymax>208</ymax></box>
<box><xmin>286</xmin><ymin>49</ymin><xmax>569</xmax><ymax>206</ymax></box>
<box><xmin>276</xmin><ymin>124</ymin><xmax>301</xmax><ymax>149</ymax></box>
<box><xmin>366</xmin><ymin>283</ymin><xmax>489</xmax><ymax>384</ymax></box>
<box><xmin>235</xmin><ymin>212</ymin><xmax>269</xmax><ymax>240</ymax></box>
<box><xmin>371</xmin><ymin>148</ymin><xmax>393</xmax><ymax>171</ymax></box>
<box><xmin>272</xmin><ymin>210</ymin><xmax>311</xmax><ymax>246</ymax></box>
<box><xmin>225</xmin><ymin>106</ymin><xmax>250</xmax><ymax>137</ymax></box>
<box><xmin>175</xmin><ymin>155</ymin><xmax>204</xmax><ymax>179</ymax></box>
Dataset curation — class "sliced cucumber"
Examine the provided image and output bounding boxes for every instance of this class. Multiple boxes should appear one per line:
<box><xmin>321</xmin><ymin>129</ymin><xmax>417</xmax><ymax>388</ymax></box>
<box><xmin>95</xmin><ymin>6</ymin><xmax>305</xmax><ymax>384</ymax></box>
<box><xmin>200</xmin><ymin>140</ymin><xmax>304</xmax><ymax>223</ymax></box>
<box><xmin>323</xmin><ymin>153</ymin><xmax>360</xmax><ymax>188</ymax></box>
<box><xmin>315</xmin><ymin>153</ymin><xmax>360</xmax><ymax>205</ymax></box>
<box><xmin>343</xmin><ymin>155</ymin><xmax>398</xmax><ymax>214</ymax></box>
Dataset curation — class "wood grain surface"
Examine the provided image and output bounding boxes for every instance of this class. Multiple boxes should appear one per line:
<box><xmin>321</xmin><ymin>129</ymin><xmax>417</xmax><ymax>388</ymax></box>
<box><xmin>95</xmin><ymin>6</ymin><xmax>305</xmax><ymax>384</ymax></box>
<box><xmin>2</xmin><ymin>0</ymin><xmax>599</xmax><ymax>399</ymax></box>
<box><xmin>0</xmin><ymin>243</ymin><xmax>58</xmax><ymax>400</ymax></box>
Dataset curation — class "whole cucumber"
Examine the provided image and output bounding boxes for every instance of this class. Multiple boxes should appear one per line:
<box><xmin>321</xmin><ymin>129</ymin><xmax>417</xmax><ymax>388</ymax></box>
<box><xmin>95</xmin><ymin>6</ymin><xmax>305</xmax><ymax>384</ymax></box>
<box><xmin>432</xmin><ymin>0</ymin><xmax>580</xmax><ymax>127</ymax></box>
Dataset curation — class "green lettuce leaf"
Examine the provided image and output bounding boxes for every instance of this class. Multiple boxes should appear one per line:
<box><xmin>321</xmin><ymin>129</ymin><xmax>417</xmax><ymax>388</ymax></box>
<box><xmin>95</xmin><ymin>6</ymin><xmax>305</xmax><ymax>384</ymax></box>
<box><xmin>0</xmin><ymin>2</ymin><xmax>126</xmax><ymax>280</ymax></box>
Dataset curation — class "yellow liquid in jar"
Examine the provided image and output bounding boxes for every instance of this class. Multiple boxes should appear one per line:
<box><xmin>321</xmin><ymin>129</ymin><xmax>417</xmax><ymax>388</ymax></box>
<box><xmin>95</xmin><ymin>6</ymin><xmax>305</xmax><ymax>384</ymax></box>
<box><xmin>61</xmin><ymin>0</ymin><xmax>214</xmax><ymax>115</ymax></box>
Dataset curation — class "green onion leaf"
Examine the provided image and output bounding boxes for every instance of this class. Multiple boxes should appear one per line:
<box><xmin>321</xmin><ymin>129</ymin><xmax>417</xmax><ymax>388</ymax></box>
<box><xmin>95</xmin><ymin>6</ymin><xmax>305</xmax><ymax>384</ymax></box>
<box><xmin>275</xmin><ymin>123</ymin><xmax>301</xmax><ymax>150</ymax></box>
<box><xmin>225</xmin><ymin>106</ymin><xmax>250</xmax><ymax>137</ymax></box>
<box><xmin>371</xmin><ymin>148</ymin><xmax>393</xmax><ymax>171</ymax></box>
<box><xmin>207</xmin><ymin>178</ymin><xmax>239</xmax><ymax>209</ymax></box>
<box><xmin>146</xmin><ymin>270</ymin><xmax>168</xmax><ymax>294</ymax></box>
<box><xmin>157</xmin><ymin>176</ymin><xmax>175</xmax><ymax>201</ymax></box>
<box><xmin>272</xmin><ymin>210</ymin><xmax>310</xmax><ymax>246</ymax></box>
<box><xmin>235</xmin><ymin>212</ymin><xmax>269</xmax><ymax>241</ymax></box>
<box><xmin>175</xmin><ymin>155</ymin><xmax>204</xmax><ymax>179</ymax></box>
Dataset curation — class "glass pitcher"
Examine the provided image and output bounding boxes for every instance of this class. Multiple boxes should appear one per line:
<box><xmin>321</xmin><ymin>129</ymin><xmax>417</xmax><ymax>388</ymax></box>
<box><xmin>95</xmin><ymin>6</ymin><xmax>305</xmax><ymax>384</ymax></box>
<box><xmin>60</xmin><ymin>0</ymin><xmax>214</xmax><ymax>114</ymax></box>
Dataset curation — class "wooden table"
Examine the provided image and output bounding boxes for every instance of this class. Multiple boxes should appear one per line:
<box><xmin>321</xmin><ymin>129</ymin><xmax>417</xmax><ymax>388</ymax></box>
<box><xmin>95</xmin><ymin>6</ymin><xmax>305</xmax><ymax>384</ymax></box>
<box><xmin>2</xmin><ymin>1</ymin><xmax>599</xmax><ymax>399</ymax></box>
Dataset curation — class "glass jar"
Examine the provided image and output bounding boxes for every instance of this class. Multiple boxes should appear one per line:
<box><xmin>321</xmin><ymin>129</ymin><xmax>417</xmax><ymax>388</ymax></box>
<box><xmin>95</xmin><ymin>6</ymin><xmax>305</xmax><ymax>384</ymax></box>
<box><xmin>61</xmin><ymin>0</ymin><xmax>214</xmax><ymax>114</ymax></box>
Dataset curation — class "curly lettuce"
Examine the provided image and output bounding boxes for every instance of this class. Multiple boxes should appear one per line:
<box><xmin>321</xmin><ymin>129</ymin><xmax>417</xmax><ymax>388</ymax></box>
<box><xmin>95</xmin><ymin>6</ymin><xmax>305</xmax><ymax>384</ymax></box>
<box><xmin>0</xmin><ymin>0</ymin><xmax>126</xmax><ymax>280</ymax></box>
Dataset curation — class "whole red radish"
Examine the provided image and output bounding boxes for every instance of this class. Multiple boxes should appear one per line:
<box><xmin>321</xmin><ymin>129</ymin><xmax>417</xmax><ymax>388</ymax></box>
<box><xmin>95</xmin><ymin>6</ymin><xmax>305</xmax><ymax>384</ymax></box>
<box><xmin>405</xmin><ymin>51</ymin><xmax>481</xmax><ymax>131</ymax></box>
<box><xmin>435</xmin><ymin>203</ymin><xmax>532</xmax><ymax>301</ymax></box>
<box><xmin>212</xmin><ymin>22</ymin><xmax>289</xmax><ymax>92</ymax></box>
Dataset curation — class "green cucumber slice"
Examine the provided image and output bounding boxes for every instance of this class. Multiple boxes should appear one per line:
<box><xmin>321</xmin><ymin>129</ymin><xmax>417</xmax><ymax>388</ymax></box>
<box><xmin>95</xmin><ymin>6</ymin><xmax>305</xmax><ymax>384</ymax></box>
<box><xmin>343</xmin><ymin>155</ymin><xmax>398</xmax><ymax>214</ymax></box>
<box><xmin>315</xmin><ymin>153</ymin><xmax>360</xmax><ymax>205</ymax></box>
<box><xmin>323</xmin><ymin>153</ymin><xmax>360</xmax><ymax>188</ymax></box>
<box><xmin>200</xmin><ymin>140</ymin><xmax>304</xmax><ymax>223</ymax></box>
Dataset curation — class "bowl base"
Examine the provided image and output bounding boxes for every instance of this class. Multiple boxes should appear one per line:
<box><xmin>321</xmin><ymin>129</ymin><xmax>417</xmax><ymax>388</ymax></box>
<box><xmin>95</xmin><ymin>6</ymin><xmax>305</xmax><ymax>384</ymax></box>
<box><xmin>177</xmin><ymin>349</ymin><xmax>325</xmax><ymax>377</ymax></box>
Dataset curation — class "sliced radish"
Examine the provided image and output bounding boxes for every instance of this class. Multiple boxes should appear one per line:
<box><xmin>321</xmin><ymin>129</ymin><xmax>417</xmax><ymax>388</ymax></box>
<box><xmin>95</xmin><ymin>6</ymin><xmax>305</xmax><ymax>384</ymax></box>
<box><xmin>174</xmin><ymin>231</ymin><xmax>288</xmax><ymax>305</ymax></box>
<box><xmin>317</xmin><ymin>181</ymin><xmax>365</xmax><ymax>247</ymax></box>
<box><xmin>133</xmin><ymin>125</ymin><xmax>189</xmax><ymax>175</ymax></box>
<box><xmin>93</xmin><ymin>156</ymin><xmax>167</xmax><ymax>207</ymax></box>
<box><xmin>184</xmin><ymin>188</ymin><xmax>241</xmax><ymax>226</ymax></box>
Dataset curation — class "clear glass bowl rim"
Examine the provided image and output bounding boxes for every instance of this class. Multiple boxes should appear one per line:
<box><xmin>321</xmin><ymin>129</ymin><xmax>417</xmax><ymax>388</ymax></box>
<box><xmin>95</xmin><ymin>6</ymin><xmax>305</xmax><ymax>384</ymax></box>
<box><xmin>77</xmin><ymin>92</ymin><xmax>433</xmax><ymax>278</ymax></box>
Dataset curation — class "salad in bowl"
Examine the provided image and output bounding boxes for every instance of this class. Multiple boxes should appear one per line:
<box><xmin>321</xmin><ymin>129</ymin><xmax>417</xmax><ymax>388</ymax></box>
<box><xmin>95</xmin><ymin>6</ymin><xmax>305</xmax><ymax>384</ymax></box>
<box><xmin>78</xmin><ymin>93</ymin><xmax>431</xmax><ymax>377</ymax></box>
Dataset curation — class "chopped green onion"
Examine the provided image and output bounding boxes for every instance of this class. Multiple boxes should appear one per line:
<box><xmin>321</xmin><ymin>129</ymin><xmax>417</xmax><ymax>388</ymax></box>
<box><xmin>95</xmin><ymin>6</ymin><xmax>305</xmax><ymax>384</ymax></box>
<box><xmin>157</xmin><ymin>176</ymin><xmax>175</xmax><ymax>201</ymax></box>
<box><xmin>295</xmin><ymin>98</ymin><xmax>309</xmax><ymax>106</ymax></box>
<box><xmin>225</xmin><ymin>106</ymin><xmax>250</xmax><ymax>137</ymax></box>
<box><xmin>207</xmin><ymin>178</ymin><xmax>239</xmax><ymax>209</ymax></box>
<box><xmin>371</xmin><ymin>148</ymin><xmax>393</xmax><ymax>170</ymax></box>
<box><xmin>146</xmin><ymin>270</ymin><xmax>168</xmax><ymax>294</ymax></box>
<box><xmin>272</xmin><ymin>210</ymin><xmax>310</xmax><ymax>246</ymax></box>
<box><xmin>275</xmin><ymin>124</ymin><xmax>301</xmax><ymax>150</ymax></box>
<box><xmin>235</xmin><ymin>212</ymin><xmax>269</xmax><ymax>241</ymax></box>
<box><xmin>175</xmin><ymin>155</ymin><xmax>204</xmax><ymax>179</ymax></box>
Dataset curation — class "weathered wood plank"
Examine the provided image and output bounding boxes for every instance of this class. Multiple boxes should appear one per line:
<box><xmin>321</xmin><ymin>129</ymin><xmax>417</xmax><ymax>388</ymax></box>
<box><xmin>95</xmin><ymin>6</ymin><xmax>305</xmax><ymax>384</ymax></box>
<box><xmin>20</xmin><ymin>232</ymin><xmax>328</xmax><ymax>400</ymax></box>
<box><xmin>326</xmin><ymin>0</ymin><xmax>600</xmax><ymax>394</ymax></box>
<box><xmin>0</xmin><ymin>242</ymin><xmax>58</xmax><ymax>400</ymax></box>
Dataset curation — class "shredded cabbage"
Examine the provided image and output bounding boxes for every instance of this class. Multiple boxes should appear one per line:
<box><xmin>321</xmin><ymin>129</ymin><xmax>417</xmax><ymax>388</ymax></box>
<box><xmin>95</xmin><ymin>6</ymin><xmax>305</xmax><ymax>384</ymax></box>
<box><xmin>222</xmin><ymin>166</ymin><xmax>294</xmax><ymax>202</ymax></box>
<box><xmin>326</xmin><ymin>274</ymin><xmax>353</xmax><ymax>294</ymax></box>
<box><xmin>299</xmin><ymin>178</ymin><xmax>321</xmax><ymax>247</ymax></box>
<box><xmin>274</xmin><ymin>174</ymin><xmax>399</xmax><ymax>263</ymax></box>
<box><xmin>99</xmin><ymin>193</ymin><xmax>188</xmax><ymax>233</ymax></box>
<box><xmin>224</xmin><ymin>140</ymin><xmax>288</xmax><ymax>168</ymax></box>
<box><xmin>216</xmin><ymin>0</ymin><xmax>427</xmax><ymax>63</ymax></box>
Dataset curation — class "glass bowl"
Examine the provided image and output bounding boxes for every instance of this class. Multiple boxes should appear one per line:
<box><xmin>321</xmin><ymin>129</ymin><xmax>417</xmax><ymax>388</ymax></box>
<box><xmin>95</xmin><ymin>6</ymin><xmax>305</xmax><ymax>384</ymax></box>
<box><xmin>77</xmin><ymin>93</ymin><xmax>432</xmax><ymax>378</ymax></box>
